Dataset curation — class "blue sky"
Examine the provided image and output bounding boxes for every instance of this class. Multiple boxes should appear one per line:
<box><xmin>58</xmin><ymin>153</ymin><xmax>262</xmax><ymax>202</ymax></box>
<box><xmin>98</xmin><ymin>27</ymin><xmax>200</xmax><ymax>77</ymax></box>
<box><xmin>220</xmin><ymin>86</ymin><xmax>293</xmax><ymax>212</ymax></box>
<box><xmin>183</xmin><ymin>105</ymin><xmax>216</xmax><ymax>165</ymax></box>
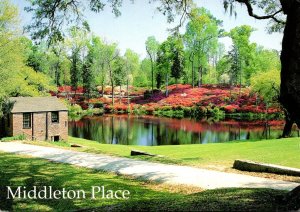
<box><xmin>15</xmin><ymin>0</ymin><xmax>283</xmax><ymax>58</ymax></box>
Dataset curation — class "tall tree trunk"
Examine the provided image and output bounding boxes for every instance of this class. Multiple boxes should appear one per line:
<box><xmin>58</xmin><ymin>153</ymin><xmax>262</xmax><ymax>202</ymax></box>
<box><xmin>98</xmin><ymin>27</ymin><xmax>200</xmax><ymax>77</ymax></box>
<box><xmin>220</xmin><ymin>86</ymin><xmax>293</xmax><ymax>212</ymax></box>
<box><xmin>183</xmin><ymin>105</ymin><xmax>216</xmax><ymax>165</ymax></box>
<box><xmin>239</xmin><ymin>60</ymin><xmax>242</xmax><ymax>97</ymax></box>
<box><xmin>152</xmin><ymin>62</ymin><xmax>154</xmax><ymax>94</ymax></box>
<box><xmin>119</xmin><ymin>85</ymin><xmax>122</xmax><ymax>104</ymax></box>
<box><xmin>166</xmin><ymin>74</ymin><xmax>169</xmax><ymax>97</ymax></box>
<box><xmin>192</xmin><ymin>60</ymin><xmax>194</xmax><ymax>88</ymax></box>
<box><xmin>198</xmin><ymin>66</ymin><xmax>202</xmax><ymax>88</ymax></box>
<box><xmin>280</xmin><ymin>0</ymin><xmax>300</xmax><ymax>137</ymax></box>
<box><xmin>201</xmin><ymin>67</ymin><xmax>203</xmax><ymax>85</ymax></box>
<box><xmin>55</xmin><ymin>62</ymin><xmax>60</xmax><ymax>87</ymax></box>
<box><xmin>112</xmin><ymin>84</ymin><xmax>114</xmax><ymax>106</ymax></box>
<box><xmin>108</xmin><ymin>65</ymin><xmax>114</xmax><ymax>106</ymax></box>
<box><xmin>127</xmin><ymin>78</ymin><xmax>130</xmax><ymax>106</ymax></box>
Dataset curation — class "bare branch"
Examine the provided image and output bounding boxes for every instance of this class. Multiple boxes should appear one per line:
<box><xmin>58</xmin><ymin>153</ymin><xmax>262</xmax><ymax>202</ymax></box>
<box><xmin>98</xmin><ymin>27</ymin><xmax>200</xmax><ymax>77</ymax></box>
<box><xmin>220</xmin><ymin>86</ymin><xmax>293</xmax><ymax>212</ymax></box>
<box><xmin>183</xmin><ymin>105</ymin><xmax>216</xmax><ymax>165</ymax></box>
<box><xmin>235</xmin><ymin>0</ymin><xmax>285</xmax><ymax>24</ymax></box>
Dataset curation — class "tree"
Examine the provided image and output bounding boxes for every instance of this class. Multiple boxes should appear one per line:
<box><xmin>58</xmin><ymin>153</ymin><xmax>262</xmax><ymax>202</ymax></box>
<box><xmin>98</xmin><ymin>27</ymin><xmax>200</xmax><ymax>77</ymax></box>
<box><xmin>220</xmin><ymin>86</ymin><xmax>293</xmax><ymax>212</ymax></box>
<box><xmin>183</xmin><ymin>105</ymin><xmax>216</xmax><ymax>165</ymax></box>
<box><xmin>224</xmin><ymin>1</ymin><xmax>299</xmax><ymax>138</ymax></box>
<box><xmin>278</xmin><ymin>0</ymin><xmax>300</xmax><ymax>138</ymax></box>
<box><xmin>226</xmin><ymin>45</ymin><xmax>240</xmax><ymax>85</ymax></box>
<box><xmin>82</xmin><ymin>47</ymin><xmax>94</xmax><ymax>99</ymax></box>
<box><xmin>145</xmin><ymin>36</ymin><xmax>159</xmax><ymax>93</ymax></box>
<box><xmin>48</xmin><ymin>41</ymin><xmax>70</xmax><ymax>86</ymax></box>
<box><xmin>251</xmin><ymin>69</ymin><xmax>280</xmax><ymax>105</ymax></box>
<box><xmin>90</xmin><ymin>36</ymin><xmax>107</xmax><ymax>96</ymax></box>
<box><xmin>124</xmin><ymin>49</ymin><xmax>140</xmax><ymax>104</ymax></box>
<box><xmin>171</xmin><ymin>37</ymin><xmax>185</xmax><ymax>86</ymax></box>
<box><xmin>0</xmin><ymin>0</ymin><xmax>54</xmax><ymax>117</ymax></box>
<box><xmin>0</xmin><ymin>0</ymin><xmax>23</xmax><ymax>103</ymax></box>
<box><xmin>26</xmin><ymin>42</ymin><xmax>46</xmax><ymax>72</ymax></box>
<box><xmin>67</xmin><ymin>24</ymin><xmax>91</xmax><ymax>92</ymax></box>
<box><xmin>70</xmin><ymin>49</ymin><xmax>81</xmax><ymax>92</ymax></box>
<box><xmin>157</xmin><ymin>37</ymin><xmax>173</xmax><ymax>96</ymax></box>
<box><xmin>227</xmin><ymin>25</ymin><xmax>256</xmax><ymax>85</ymax></box>
<box><xmin>113</xmin><ymin>56</ymin><xmax>127</xmax><ymax>103</ymax></box>
<box><xmin>139</xmin><ymin>58</ymin><xmax>152</xmax><ymax>87</ymax></box>
<box><xmin>184</xmin><ymin>7</ymin><xmax>221</xmax><ymax>87</ymax></box>
<box><xmin>156</xmin><ymin>35</ymin><xmax>185</xmax><ymax>94</ymax></box>
<box><xmin>255</xmin><ymin>48</ymin><xmax>280</xmax><ymax>73</ymax></box>
<box><xmin>103</xmin><ymin>43</ymin><xmax>119</xmax><ymax>106</ymax></box>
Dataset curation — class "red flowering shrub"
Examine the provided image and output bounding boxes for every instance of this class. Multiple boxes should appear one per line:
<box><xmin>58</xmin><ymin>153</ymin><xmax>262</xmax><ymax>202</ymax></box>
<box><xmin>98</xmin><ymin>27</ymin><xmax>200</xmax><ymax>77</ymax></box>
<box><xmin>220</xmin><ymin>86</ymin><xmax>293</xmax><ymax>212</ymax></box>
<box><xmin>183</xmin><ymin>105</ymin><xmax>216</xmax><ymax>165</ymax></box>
<box><xmin>223</xmin><ymin>105</ymin><xmax>239</xmax><ymax>113</ymax></box>
<box><xmin>58</xmin><ymin>86</ymin><xmax>85</xmax><ymax>93</ymax></box>
<box><xmin>54</xmin><ymin>84</ymin><xmax>282</xmax><ymax>115</ymax></box>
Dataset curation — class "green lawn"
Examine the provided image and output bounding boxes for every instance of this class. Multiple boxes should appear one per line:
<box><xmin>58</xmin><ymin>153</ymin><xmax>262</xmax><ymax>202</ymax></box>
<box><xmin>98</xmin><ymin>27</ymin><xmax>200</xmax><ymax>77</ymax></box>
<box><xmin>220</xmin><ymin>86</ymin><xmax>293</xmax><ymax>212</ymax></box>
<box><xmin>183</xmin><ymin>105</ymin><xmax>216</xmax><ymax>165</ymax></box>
<box><xmin>0</xmin><ymin>152</ymin><xmax>298</xmax><ymax>211</ymax></box>
<box><xmin>26</xmin><ymin>136</ymin><xmax>300</xmax><ymax>169</ymax></box>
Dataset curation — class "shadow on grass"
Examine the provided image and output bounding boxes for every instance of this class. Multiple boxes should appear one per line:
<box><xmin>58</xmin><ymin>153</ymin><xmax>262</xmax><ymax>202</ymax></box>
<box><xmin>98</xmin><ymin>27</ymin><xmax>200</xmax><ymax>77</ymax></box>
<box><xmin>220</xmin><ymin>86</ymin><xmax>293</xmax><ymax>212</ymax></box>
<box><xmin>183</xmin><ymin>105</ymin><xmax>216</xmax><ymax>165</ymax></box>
<box><xmin>0</xmin><ymin>153</ymin><xmax>178</xmax><ymax>211</ymax></box>
<box><xmin>0</xmin><ymin>152</ymin><xmax>299</xmax><ymax>211</ymax></box>
<box><xmin>81</xmin><ymin>188</ymin><xmax>300</xmax><ymax>211</ymax></box>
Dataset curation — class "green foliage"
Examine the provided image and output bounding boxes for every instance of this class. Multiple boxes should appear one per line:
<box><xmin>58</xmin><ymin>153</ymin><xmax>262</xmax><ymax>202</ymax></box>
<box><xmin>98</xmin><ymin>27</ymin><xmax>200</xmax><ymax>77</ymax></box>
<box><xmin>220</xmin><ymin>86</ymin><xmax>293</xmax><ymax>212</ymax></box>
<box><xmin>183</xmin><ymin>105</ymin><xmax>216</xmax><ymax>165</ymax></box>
<box><xmin>218</xmin><ymin>28</ymin><xmax>280</xmax><ymax>86</ymax></box>
<box><xmin>171</xmin><ymin>38</ymin><xmax>185</xmax><ymax>84</ymax></box>
<box><xmin>157</xmin><ymin>37</ymin><xmax>173</xmax><ymax>80</ymax></box>
<box><xmin>21</xmin><ymin>37</ymin><xmax>71</xmax><ymax>87</ymax></box>
<box><xmin>82</xmin><ymin>46</ymin><xmax>94</xmax><ymax>97</ymax></box>
<box><xmin>26</xmin><ymin>42</ymin><xmax>47</xmax><ymax>72</ymax></box>
<box><xmin>153</xmin><ymin>105</ymin><xmax>225</xmax><ymax>119</ymax></box>
<box><xmin>0</xmin><ymin>0</ymin><xmax>55</xmax><ymax>117</ymax></box>
<box><xmin>184</xmin><ymin>7</ymin><xmax>221</xmax><ymax>86</ymax></box>
<box><xmin>137</xmin><ymin>59</ymin><xmax>152</xmax><ymax>87</ymax></box>
<box><xmin>15</xmin><ymin>67</ymin><xmax>56</xmax><ymax>96</ymax></box>
<box><xmin>113</xmin><ymin>56</ymin><xmax>126</xmax><ymax>86</ymax></box>
<box><xmin>255</xmin><ymin>48</ymin><xmax>280</xmax><ymax>72</ymax></box>
<box><xmin>68</xmin><ymin>104</ymin><xmax>104</xmax><ymax>120</ymax></box>
<box><xmin>70</xmin><ymin>49</ymin><xmax>81</xmax><ymax>89</ymax></box>
<box><xmin>156</xmin><ymin>35</ymin><xmax>185</xmax><ymax>93</ymax></box>
<box><xmin>132</xmin><ymin>105</ymin><xmax>147</xmax><ymax>115</ymax></box>
<box><xmin>250</xmin><ymin>69</ymin><xmax>280</xmax><ymax>104</ymax></box>
<box><xmin>227</xmin><ymin>25</ymin><xmax>256</xmax><ymax>85</ymax></box>
<box><xmin>67</xmin><ymin>25</ymin><xmax>91</xmax><ymax>90</ymax></box>
<box><xmin>154</xmin><ymin>109</ymin><xmax>185</xmax><ymax>118</ymax></box>
<box><xmin>68</xmin><ymin>104</ymin><xmax>83</xmax><ymax>116</ymax></box>
<box><xmin>48</xmin><ymin>41</ymin><xmax>71</xmax><ymax>86</ymax></box>
<box><xmin>1</xmin><ymin>134</ymin><xmax>26</xmax><ymax>142</ymax></box>
<box><xmin>89</xmin><ymin>36</ymin><xmax>107</xmax><ymax>91</ymax></box>
<box><xmin>146</xmin><ymin>36</ymin><xmax>160</xmax><ymax>90</ymax></box>
<box><xmin>145</xmin><ymin>37</ymin><xmax>160</xmax><ymax>59</ymax></box>
<box><xmin>124</xmin><ymin>49</ymin><xmax>140</xmax><ymax>87</ymax></box>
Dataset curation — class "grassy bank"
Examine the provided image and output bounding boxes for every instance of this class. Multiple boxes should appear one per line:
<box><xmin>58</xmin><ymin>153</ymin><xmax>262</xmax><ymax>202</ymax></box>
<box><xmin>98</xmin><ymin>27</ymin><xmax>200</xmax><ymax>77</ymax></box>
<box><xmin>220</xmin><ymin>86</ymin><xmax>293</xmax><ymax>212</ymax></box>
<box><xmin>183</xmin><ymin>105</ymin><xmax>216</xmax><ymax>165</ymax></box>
<box><xmin>0</xmin><ymin>152</ymin><xmax>298</xmax><ymax>211</ymax></box>
<box><xmin>26</xmin><ymin>137</ymin><xmax>300</xmax><ymax>170</ymax></box>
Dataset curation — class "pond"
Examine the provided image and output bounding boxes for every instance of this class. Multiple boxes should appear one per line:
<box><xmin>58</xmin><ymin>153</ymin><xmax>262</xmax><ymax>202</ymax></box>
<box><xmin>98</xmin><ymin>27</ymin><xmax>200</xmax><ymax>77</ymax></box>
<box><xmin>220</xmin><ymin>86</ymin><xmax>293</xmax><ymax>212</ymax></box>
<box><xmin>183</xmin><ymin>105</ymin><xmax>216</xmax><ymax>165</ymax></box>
<box><xmin>69</xmin><ymin>115</ymin><xmax>299</xmax><ymax>146</ymax></box>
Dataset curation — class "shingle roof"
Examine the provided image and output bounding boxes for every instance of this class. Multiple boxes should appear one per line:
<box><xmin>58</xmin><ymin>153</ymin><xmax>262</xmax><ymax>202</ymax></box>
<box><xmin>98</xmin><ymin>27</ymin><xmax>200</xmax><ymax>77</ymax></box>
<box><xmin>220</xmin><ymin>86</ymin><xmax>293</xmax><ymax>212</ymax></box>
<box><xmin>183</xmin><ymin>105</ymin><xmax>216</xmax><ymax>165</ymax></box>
<box><xmin>10</xmin><ymin>97</ymin><xmax>68</xmax><ymax>113</ymax></box>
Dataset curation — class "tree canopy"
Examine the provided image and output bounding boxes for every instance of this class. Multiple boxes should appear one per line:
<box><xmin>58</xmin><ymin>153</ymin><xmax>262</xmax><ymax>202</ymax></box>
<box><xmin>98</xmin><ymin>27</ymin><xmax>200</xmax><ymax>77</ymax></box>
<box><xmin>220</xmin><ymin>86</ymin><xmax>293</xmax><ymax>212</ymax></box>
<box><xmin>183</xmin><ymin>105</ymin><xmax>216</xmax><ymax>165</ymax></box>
<box><xmin>23</xmin><ymin>0</ymin><xmax>287</xmax><ymax>45</ymax></box>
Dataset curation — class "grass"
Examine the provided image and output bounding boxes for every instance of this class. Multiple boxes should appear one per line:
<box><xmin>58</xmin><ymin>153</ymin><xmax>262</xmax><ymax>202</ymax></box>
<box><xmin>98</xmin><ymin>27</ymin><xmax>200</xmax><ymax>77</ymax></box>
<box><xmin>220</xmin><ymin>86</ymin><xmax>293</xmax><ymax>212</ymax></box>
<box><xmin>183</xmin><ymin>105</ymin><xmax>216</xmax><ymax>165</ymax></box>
<box><xmin>26</xmin><ymin>136</ymin><xmax>300</xmax><ymax>170</ymax></box>
<box><xmin>0</xmin><ymin>152</ymin><xmax>298</xmax><ymax>211</ymax></box>
<box><xmin>1</xmin><ymin>134</ymin><xmax>26</xmax><ymax>142</ymax></box>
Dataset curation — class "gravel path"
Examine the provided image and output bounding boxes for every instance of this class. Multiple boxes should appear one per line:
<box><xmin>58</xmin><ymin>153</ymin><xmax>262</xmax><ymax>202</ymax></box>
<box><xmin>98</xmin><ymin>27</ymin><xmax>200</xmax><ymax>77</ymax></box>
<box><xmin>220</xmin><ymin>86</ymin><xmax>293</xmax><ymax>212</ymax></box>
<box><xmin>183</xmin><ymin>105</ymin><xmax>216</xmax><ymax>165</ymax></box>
<box><xmin>0</xmin><ymin>142</ymin><xmax>298</xmax><ymax>190</ymax></box>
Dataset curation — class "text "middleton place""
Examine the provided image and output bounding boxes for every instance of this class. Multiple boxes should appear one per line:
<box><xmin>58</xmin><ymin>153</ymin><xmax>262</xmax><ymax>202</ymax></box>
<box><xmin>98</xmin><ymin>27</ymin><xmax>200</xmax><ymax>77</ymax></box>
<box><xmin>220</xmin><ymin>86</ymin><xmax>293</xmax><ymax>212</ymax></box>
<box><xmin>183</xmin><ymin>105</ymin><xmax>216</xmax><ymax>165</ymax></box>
<box><xmin>6</xmin><ymin>186</ymin><xmax>131</xmax><ymax>200</ymax></box>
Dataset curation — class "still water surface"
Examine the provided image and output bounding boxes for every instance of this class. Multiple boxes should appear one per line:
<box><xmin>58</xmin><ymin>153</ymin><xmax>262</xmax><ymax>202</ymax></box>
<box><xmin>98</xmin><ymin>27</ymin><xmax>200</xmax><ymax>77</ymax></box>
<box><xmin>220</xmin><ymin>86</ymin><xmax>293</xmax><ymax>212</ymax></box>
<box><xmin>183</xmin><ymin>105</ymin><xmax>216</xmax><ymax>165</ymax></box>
<box><xmin>69</xmin><ymin>115</ymin><xmax>299</xmax><ymax>146</ymax></box>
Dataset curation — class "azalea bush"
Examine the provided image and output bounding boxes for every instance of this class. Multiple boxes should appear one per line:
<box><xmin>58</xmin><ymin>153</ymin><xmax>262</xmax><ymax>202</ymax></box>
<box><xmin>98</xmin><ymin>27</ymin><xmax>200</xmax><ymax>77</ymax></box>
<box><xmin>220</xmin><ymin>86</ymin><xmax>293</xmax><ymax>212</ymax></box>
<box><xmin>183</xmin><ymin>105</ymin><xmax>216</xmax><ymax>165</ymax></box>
<box><xmin>55</xmin><ymin>83</ymin><xmax>282</xmax><ymax>119</ymax></box>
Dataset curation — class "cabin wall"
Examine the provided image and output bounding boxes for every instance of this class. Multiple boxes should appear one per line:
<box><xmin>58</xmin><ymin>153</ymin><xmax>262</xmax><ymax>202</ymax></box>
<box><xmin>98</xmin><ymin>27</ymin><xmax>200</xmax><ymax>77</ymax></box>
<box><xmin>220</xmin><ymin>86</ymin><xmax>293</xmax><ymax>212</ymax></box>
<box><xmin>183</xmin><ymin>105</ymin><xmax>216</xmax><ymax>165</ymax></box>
<box><xmin>12</xmin><ymin>113</ymin><xmax>32</xmax><ymax>139</ymax></box>
<box><xmin>12</xmin><ymin>111</ymin><xmax>68</xmax><ymax>141</ymax></box>
<box><xmin>33</xmin><ymin>112</ymin><xmax>47</xmax><ymax>141</ymax></box>
<box><xmin>47</xmin><ymin>111</ymin><xmax>68</xmax><ymax>141</ymax></box>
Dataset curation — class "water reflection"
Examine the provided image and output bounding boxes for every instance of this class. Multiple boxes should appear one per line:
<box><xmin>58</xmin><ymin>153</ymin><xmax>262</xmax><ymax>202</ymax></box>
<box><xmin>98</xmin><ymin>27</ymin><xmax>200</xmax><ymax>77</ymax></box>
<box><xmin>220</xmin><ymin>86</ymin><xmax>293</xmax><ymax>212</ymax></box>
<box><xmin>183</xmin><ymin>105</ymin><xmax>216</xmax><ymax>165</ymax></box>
<box><xmin>69</xmin><ymin>115</ymin><xmax>299</xmax><ymax>146</ymax></box>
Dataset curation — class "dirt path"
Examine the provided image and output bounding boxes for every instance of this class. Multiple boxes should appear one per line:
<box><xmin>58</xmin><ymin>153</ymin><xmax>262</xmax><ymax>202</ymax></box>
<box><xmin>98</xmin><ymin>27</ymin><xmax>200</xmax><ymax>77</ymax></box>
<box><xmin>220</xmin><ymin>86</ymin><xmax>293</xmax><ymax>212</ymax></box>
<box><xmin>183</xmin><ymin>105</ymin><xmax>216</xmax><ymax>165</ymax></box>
<box><xmin>0</xmin><ymin>142</ymin><xmax>298</xmax><ymax>190</ymax></box>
